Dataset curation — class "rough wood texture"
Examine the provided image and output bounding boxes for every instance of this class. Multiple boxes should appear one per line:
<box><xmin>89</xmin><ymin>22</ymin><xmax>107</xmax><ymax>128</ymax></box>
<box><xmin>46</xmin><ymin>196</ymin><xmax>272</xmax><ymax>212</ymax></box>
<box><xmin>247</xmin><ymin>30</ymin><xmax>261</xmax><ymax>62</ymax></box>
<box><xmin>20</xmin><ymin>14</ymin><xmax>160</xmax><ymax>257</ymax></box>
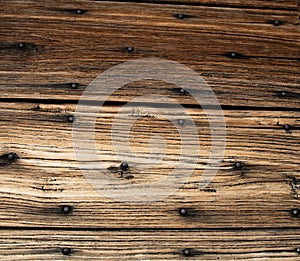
<box><xmin>0</xmin><ymin>1</ymin><xmax>299</xmax><ymax>108</ymax></box>
<box><xmin>1</xmin><ymin>229</ymin><xmax>300</xmax><ymax>260</ymax></box>
<box><xmin>0</xmin><ymin>103</ymin><xmax>299</xmax><ymax>228</ymax></box>
<box><xmin>139</xmin><ymin>0</ymin><xmax>299</xmax><ymax>9</ymax></box>
<box><xmin>1</xmin><ymin>0</ymin><xmax>299</xmax><ymax>259</ymax></box>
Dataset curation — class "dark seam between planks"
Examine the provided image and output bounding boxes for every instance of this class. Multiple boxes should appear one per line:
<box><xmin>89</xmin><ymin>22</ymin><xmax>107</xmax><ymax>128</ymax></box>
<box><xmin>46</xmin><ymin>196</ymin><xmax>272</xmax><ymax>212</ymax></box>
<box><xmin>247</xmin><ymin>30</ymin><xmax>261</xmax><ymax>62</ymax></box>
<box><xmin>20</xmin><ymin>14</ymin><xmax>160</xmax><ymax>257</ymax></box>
<box><xmin>1</xmin><ymin>226</ymin><xmax>300</xmax><ymax>231</ymax></box>
<box><xmin>0</xmin><ymin>98</ymin><xmax>299</xmax><ymax>111</ymax></box>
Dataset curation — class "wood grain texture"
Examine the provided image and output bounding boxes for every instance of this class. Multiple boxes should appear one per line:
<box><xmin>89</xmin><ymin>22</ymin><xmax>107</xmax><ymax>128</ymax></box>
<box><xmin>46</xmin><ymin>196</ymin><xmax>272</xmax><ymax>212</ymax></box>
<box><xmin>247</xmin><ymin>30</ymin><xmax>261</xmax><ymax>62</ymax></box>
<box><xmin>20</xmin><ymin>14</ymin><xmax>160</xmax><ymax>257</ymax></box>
<box><xmin>3</xmin><ymin>0</ymin><xmax>296</xmax><ymax>10</ymax></box>
<box><xmin>0</xmin><ymin>102</ymin><xmax>298</xmax><ymax>228</ymax></box>
<box><xmin>1</xmin><ymin>0</ymin><xmax>300</xmax><ymax>259</ymax></box>
<box><xmin>1</xmin><ymin>229</ymin><xmax>300</xmax><ymax>260</ymax></box>
<box><xmin>0</xmin><ymin>1</ymin><xmax>299</xmax><ymax>108</ymax></box>
<box><xmin>134</xmin><ymin>0</ymin><xmax>299</xmax><ymax>10</ymax></box>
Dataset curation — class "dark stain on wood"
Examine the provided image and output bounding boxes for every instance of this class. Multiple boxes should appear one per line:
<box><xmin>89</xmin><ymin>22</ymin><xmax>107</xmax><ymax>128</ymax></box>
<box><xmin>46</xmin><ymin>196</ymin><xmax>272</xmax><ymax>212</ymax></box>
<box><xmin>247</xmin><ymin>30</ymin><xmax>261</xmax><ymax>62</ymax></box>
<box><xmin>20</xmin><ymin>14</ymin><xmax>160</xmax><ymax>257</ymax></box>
<box><xmin>286</xmin><ymin>175</ymin><xmax>300</xmax><ymax>199</ymax></box>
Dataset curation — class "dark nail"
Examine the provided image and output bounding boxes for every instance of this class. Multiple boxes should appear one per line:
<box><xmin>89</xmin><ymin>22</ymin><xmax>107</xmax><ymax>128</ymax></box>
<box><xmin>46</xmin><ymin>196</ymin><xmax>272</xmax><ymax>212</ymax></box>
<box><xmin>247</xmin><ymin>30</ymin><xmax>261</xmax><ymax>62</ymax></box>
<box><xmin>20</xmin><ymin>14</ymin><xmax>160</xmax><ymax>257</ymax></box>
<box><xmin>296</xmin><ymin>247</ymin><xmax>300</xmax><ymax>254</ymax></box>
<box><xmin>271</xmin><ymin>20</ymin><xmax>282</xmax><ymax>26</ymax></box>
<box><xmin>178</xmin><ymin>119</ymin><xmax>185</xmax><ymax>126</ymax></box>
<box><xmin>67</xmin><ymin>115</ymin><xmax>75</xmax><ymax>123</ymax></box>
<box><xmin>75</xmin><ymin>9</ymin><xmax>83</xmax><ymax>14</ymax></box>
<box><xmin>281</xmin><ymin>91</ymin><xmax>287</xmax><ymax>97</ymax></box>
<box><xmin>61</xmin><ymin>248</ymin><xmax>71</xmax><ymax>255</ymax></box>
<box><xmin>283</xmin><ymin>124</ymin><xmax>291</xmax><ymax>131</ymax></box>
<box><xmin>179</xmin><ymin>208</ymin><xmax>188</xmax><ymax>216</ymax></box>
<box><xmin>126</xmin><ymin>46</ymin><xmax>134</xmax><ymax>53</ymax></box>
<box><xmin>17</xmin><ymin>42</ymin><xmax>25</xmax><ymax>48</ymax></box>
<box><xmin>70</xmin><ymin>83</ymin><xmax>79</xmax><ymax>89</ymax></box>
<box><xmin>291</xmin><ymin>208</ymin><xmax>299</xmax><ymax>217</ymax></box>
<box><xmin>176</xmin><ymin>14</ymin><xmax>186</xmax><ymax>19</ymax></box>
<box><xmin>7</xmin><ymin>154</ymin><xmax>14</xmax><ymax>160</ymax></box>
<box><xmin>61</xmin><ymin>205</ymin><xmax>72</xmax><ymax>214</ymax></box>
<box><xmin>227</xmin><ymin>52</ymin><xmax>242</xmax><ymax>58</ymax></box>
<box><xmin>182</xmin><ymin>248</ymin><xmax>192</xmax><ymax>257</ymax></box>
<box><xmin>234</xmin><ymin>162</ymin><xmax>243</xmax><ymax>169</ymax></box>
<box><xmin>6</xmin><ymin>152</ymin><xmax>19</xmax><ymax>163</ymax></box>
<box><xmin>180</xmin><ymin>88</ymin><xmax>187</xmax><ymax>94</ymax></box>
<box><xmin>120</xmin><ymin>161</ymin><xmax>129</xmax><ymax>170</ymax></box>
<box><xmin>7</xmin><ymin>153</ymin><xmax>15</xmax><ymax>160</ymax></box>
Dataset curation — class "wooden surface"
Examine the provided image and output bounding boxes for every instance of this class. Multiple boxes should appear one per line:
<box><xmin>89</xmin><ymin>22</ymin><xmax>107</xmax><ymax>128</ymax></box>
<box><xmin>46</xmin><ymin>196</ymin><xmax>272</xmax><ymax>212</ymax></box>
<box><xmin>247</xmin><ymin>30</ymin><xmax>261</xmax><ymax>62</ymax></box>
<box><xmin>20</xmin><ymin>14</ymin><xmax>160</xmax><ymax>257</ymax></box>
<box><xmin>1</xmin><ymin>229</ymin><xmax>300</xmax><ymax>260</ymax></box>
<box><xmin>1</xmin><ymin>0</ymin><xmax>300</xmax><ymax>260</ymax></box>
<box><xmin>1</xmin><ymin>1</ymin><xmax>300</xmax><ymax>109</ymax></box>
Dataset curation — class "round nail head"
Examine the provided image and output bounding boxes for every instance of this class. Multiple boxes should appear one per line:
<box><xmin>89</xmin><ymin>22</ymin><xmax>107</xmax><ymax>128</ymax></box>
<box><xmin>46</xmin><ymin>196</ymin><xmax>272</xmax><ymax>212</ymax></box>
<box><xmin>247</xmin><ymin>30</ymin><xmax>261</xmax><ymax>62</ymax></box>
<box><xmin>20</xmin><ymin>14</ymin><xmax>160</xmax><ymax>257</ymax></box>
<box><xmin>176</xmin><ymin>14</ymin><xmax>185</xmax><ymax>19</ymax></box>
<box><xmin>7</xmin><ymin>153</ymin><xmax>15</xmax><ymax>160</ymax></box>
<box><xmin>62</xmin><ymin>248</ymin><xmax>71</xmax><ymax>255</ymax></box>
<box><xmin>120</xmin><ymin>161</ymin><xmax>129</xmax><ymax>170</ymax></box>
<box><xmin>284</xmin><ymin>124</ymin><xmax>291</xmax><ymax>131</ymax></box>
<box><xmin>272</xmin><ymin>20</ymin><xmax>282</xmax><ymax>26</ymax></box>
<box><xmin>296</xmin><ymin>248</ymin><xmax>300</xmax><ymax>254</ymax></box>
<box><xmin>179</xmin><ymin>208</ymin><xmax>188</xmax><ymax>216</ymax></box>
<box><xmin>281</xmin><ymin>91</ymin><xmax>286</xmax><ymax>96</ymax></box>
<box><xmin>17</xmin><ymin>42</ymin><xmax>25</xmax><ymax>48</ymax></box>
<box><xmin>182</xmin><ymin>248</ymin><xmax>191</xmax><ymax>256</ymax></box>
<box><xmin>234</xmin><ymin>162</ymin><xmax>243</xmax><ymax>169</ymax></box>
<box><xmin>178</xmin><ymin>119</ymin><xmax>185</xmax><ymax>126</ymax></box>
<box><xmin>291</xmin><ymin>208</ymin><xmax>299</xmax><ymax>217</ymax></box>
<box><xmin>68</xmin><ymin>116</ymin><xmax>74</xmax><ymax>123</ymax></box>
<box><xmin>126</xmin><ymin>46</ymin><xmax>134</xmax><ymax>52</ymax></box>
<box><xmin>75</xmin><ymin>9</ymin><xmax>83</xmax><ymax>14</ymax></box>
<box><xmin>71</xmin><ymin>83</ymin><xmax>79</xmax><ymax>89</ymax></box>
<box><xmin>62</xmin><ymin>205</ymin><xmax>72</xmax><ymax>214</ymax></box>
<box><xmin>229</xmin><ymin>52</ymin><xmax>238</xmax><ymax>58</ymax></box>
<box><xmin>180</xmin><ymin>88</ymin><xmax>186</xmax><ymax>94</ymax></box>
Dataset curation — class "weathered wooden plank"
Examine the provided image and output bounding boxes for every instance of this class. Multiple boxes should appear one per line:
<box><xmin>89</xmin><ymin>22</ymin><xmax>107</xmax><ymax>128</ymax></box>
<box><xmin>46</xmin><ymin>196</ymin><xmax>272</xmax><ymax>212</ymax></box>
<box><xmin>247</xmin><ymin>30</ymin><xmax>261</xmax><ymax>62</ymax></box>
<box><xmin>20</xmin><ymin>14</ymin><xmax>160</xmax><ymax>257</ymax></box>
<box><xmin>2</xmin><ymin>0</ymin><xmax>298</xmax><ymax>25</ymax></box>
<box><xmin>0</xmin><ymin>1</ymin><xmax>299</xmax><ymax>108</ymax></box>
<box><xmin>139</xmin><ymin>0</ymin><xmax>299</xmax><ymax>10</ymax></box>
<box><xmin>1</xmin><ymin>0</ymin><xmax>298</xmax><ymax>11</ymax></box>
<box><xmin>0</xmin><ymin>70</ymin><xmax>299</xmax><ymax>109</ymax></box>
<box><xmin>0</xmin><ymin>102</ymin><xmax>298</xmax><ymax>228</ymax></box>
<box><xmin>1</xmin><ymin>229</ymin><xmax>300</xmax><ymax>260</ymax></box>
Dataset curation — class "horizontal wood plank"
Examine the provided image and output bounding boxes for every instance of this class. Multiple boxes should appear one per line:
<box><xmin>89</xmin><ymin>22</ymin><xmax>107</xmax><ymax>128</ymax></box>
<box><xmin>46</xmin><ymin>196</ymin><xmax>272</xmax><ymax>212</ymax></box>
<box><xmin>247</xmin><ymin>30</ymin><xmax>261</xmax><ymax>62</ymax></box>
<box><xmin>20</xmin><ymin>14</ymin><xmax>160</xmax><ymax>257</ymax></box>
<box><xmin>0</xmin><ymin>1</ymin><xmax>299</xmax><ymax>108</ymax></box>
<box><xmin>0</xmin><ymin>102</ymin><xmax>298</xmax><ymax>228</ymax></box>
<box><xmin>1</xmin><ymin>229</ymin><xmax>300</xmax><ymax>260</ymax></box>
<box><xmin>2</xmin><ymin>0</ymin><xmax>297</xmax><ymax>11</ymax></box>
<box><xmin>138</xmin><ymin>0</ymin><xmax>299</xmax><ymax>10</ymax></box>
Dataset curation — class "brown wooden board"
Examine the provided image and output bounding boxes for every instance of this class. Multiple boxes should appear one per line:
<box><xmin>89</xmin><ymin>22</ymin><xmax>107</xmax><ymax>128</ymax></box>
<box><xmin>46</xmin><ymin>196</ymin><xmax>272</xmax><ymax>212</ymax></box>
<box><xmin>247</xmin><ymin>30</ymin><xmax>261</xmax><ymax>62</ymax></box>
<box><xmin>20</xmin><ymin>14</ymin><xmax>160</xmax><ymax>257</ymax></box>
<box><xmin>1</xmin><ymin>229</ymin><xmax>300</xmax><ymax>260</ymax></box>
<box><xmin>0</xmin><ymin>103</ymin><xmax>298</xmax><ymax>228</ymax></box>
<box><xmin>0</xmin><ymin>1</ymin><xmax>299</xmax><ymax>108</ymax></box>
